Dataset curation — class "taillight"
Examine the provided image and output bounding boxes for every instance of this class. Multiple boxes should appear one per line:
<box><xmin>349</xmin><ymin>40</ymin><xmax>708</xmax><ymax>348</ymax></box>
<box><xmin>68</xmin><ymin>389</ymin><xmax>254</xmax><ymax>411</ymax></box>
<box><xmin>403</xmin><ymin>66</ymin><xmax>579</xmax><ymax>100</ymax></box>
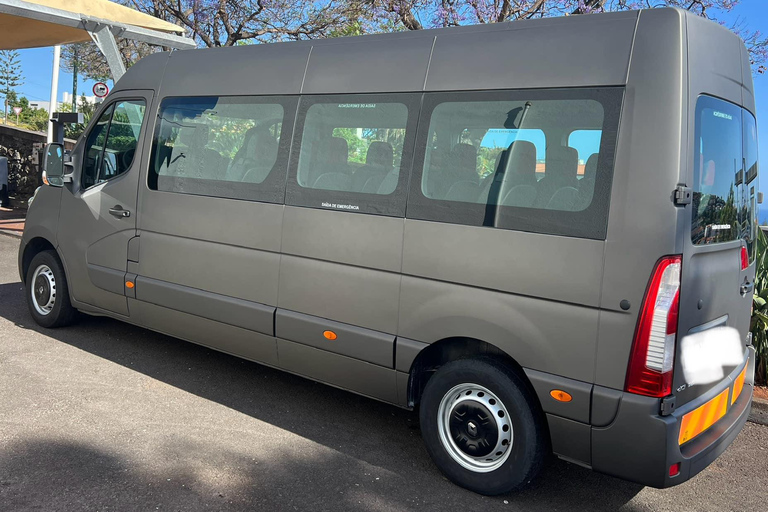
<box><xmin>740</xmin><ymin>246</ymin><xmax>749</xmax><ymax>271</ymax></box>
<box><xmin>625</xmin><ymin>255</ymin><xmax>682</xmax><ymax>397</ymax></box>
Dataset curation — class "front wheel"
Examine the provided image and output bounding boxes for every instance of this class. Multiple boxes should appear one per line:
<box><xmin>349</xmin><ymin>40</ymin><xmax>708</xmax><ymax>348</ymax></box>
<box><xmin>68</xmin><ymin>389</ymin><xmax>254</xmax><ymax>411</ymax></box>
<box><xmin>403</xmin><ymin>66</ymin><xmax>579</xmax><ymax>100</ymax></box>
<box><xmin>419</xmin><ymin>358</ymin><xmax>547</xmax><ymax>495</ymax></box>
<box><xmin>26</xmin><ymin>250</ymin><xmax>77</xmax><ymax>328</ymax></box>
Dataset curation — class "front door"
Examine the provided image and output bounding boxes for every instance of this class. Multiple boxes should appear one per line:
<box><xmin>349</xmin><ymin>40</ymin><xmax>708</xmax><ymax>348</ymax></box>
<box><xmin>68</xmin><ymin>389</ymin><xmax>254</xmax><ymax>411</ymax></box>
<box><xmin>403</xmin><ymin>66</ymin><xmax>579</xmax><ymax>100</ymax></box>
<box><xmin>57</xmin><ymin>92</ymin><xmax>152</xmax><ymax>316</ymax></box>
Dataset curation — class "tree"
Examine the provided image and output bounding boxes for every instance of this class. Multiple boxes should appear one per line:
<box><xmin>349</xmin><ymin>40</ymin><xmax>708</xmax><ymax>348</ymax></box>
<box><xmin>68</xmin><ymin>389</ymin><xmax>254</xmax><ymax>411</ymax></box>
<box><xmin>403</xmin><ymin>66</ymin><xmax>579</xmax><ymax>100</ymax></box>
<box><xmin>61</xmin><ymin>40</ymin><xmax>158</xmax><ymax>83</ymax></box>
<box><xmin>128</xmin><ymin>0</ymin><xmax>365</xmax><ymax>47</ymax></box>
<box><xmin>0</xmin><ymin>50</ymin><xmax>24</xmax><ymax>124</ymax></box>
<box><xmin>363</xmin><ymin>0</ymin><xmax>767</xmax><ymax>73</ymax></box>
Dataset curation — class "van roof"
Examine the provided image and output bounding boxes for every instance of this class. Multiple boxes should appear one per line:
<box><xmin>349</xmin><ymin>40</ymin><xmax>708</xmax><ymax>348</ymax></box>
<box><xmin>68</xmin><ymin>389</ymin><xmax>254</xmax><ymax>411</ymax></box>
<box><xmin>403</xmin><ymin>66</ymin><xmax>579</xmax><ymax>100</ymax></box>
<box><xmin>113</xmin><ymin>8</ymin><xmax>752</xmax><ymax>108</ymax></box>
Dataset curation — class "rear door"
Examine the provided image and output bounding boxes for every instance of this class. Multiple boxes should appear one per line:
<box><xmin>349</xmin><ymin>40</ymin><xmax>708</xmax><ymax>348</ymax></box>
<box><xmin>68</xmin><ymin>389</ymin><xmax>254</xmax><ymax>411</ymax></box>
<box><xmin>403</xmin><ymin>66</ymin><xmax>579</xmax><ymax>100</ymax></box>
<box><xmin>675</xmin><ymin>96</ymin><xmax>756</xmax><ymax>406</ymax></box>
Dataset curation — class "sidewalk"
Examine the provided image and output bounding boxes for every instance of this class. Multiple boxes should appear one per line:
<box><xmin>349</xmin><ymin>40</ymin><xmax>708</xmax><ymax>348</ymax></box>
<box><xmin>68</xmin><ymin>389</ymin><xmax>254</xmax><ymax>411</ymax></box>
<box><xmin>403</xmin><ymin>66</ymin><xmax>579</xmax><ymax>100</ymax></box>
<box><xmin>0</xmin><ymin>207</ymin><xmax>25</xmax><ymax>239</ymax></box>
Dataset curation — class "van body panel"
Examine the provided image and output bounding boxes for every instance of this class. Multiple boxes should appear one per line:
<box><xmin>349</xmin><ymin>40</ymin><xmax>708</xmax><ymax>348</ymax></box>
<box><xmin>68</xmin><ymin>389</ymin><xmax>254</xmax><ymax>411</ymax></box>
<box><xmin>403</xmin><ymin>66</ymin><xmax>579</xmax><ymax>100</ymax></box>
<box><xmin>132</xmin><ymin>299</ymin><xmax>279</xmax><ymax>366</ymax></box>
<box><xmin>18</xmin><ymin>185</ymin><xmax>62</xmax><ymax>281</ymax></box>
<box><xmin>402</xmin><ymin>219</ymin><xmax>604</xmax><ymax>307</ymax></box>
<box><xmin>424</xmin><ymin>12</ymin><xmax>636</xmax><ymax>92</ymax></box>
<box><xmin>86</xmin><ymin>264</ymin><xmax>126</xmax><ymax>296</ymax></box>
<box><xmin>397</xmin><ymin>276</ymin><xmax>599</xmax><ymax>383</ymax></box>
<box><xmin>524</xmin><ymin>369</ymin><xmax>592</xmax><ymax>424</ymax></box>
<box><xmin>395</xmin><ymin>337</ymin><xmax>429</xmax><ymax>373</ymax></box>
<box><xmin>138</xmin><ymin>231</ymin><xmax>280</xmax><ymax>306</ymax></box>
<box><xmin>277</xmin><ymin>254</ymin><xmax>401</xmax><ymax>334</ymax></box>
<box><xmin>302</xmin><ymin>37</ymin><xmax>434</xmax><ymax>94</ymax></box>
<box><xmin>740</xmin><ymin>46</ymin><xmax>756</xmax><ymax>114</ymax></box>
<box><xmin>590</xmin><ymin>385</ymin><xmax>622</xmax><ymax>427</ymax></box>
<box><xmin>546</xmin><ymin>414</ymin><xmax>591</xmax><ymax>466</ymax></box>
<box><xmin>135</xmin><ymin>275</ymin><xmax>275</xmax><ymax>335</ymax></box>
<box><xmin>158</xmin><ymin>44</ymin><xmax>311</xmax><ymax>97</ymax></box>
<box><xmin>280</xmin><ymin>207</ymin><xmax>404</xmax><ymax>272</ymax></box>
<box><xmin>139</xmin><ymin>193</ymin><xmax>284</xmax><ymax>252</ymax></box>
<box><xmin>275</xmin><ymin>308</ymin><xmax>394</xmax><ymax>367</ymax></box>
<box><xmin>593</xmin><ymin>310</ymin><xmax>635</xmax><ymax>389</ymax></box>
<box><xmin>276</xmin><ymin>338</ymin><xmax>398</xmax><ymax>403</ymax></box>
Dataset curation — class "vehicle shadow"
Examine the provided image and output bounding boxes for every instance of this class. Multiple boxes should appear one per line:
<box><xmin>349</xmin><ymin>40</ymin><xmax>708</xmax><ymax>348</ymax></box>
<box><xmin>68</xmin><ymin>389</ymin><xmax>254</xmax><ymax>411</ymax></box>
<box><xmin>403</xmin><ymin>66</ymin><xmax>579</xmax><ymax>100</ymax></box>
<box><xmin>0</xmin><ymin>281</ymin><xmax>644</xmax><ymax>511</ymax></box>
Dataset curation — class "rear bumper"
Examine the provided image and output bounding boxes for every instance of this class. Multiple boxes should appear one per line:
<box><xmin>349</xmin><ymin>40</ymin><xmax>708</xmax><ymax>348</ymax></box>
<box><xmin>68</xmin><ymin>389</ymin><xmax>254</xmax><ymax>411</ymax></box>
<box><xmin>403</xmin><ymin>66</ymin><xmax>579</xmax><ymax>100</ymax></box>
<box><xmin>591</xmin><ymin>346</ymin><xmax>755</xmax><ymax>488</ymax></box>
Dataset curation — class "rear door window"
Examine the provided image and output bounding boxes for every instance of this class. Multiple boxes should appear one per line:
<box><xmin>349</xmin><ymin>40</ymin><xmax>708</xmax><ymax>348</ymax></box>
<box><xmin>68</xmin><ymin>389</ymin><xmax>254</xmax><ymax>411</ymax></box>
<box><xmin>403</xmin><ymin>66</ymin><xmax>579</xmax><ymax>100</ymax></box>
<box><xmin>691</xmin><ymin>96</ymin><xmax>751</xmax><ymax>249</ymax></box>
<box><xmin>743</xmin><ymin>110</ymin><xmax>759</xmax><ymax>261</ymax></box>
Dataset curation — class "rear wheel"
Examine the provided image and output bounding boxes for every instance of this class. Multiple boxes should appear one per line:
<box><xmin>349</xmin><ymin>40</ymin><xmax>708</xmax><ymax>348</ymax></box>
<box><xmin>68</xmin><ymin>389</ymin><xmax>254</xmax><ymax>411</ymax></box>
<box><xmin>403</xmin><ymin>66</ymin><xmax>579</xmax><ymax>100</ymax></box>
<box><xmin>26</xmin><ymin>250</ymin><xmax>77</xmax><ymax>328</ymax></box>
<box><xmin>419</xmin><ymin>358</ymin><xmax>546</xmax><ymax>495</ymax></box>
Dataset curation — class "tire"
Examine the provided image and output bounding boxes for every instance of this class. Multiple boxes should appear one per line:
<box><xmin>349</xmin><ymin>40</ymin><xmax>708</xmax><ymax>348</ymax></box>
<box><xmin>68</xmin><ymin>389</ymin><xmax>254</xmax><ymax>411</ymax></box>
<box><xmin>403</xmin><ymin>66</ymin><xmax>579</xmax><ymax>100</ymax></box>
<box><xmin>419</xmin><ymin>358</ymin><xmax>547</xmax><ymax>495</ymax></box>
<box><xmin>26</xmin><ymin>250</ymin><xmax>77</xmax><ymax>328</ymax></box>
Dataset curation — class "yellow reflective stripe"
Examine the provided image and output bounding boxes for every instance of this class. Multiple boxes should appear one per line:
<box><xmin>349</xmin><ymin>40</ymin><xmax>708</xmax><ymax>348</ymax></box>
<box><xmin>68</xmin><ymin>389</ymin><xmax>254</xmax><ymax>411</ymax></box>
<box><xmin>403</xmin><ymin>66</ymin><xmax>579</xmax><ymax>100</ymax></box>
<box><xmin>732</xmin><ymin>366</ymin><xmax>747</xmax><ymax>406</ymax></box>
<box><xmin>679</xmin><ymin>388</ymin><xmax>729</xmax><ymax>445</ymax></box>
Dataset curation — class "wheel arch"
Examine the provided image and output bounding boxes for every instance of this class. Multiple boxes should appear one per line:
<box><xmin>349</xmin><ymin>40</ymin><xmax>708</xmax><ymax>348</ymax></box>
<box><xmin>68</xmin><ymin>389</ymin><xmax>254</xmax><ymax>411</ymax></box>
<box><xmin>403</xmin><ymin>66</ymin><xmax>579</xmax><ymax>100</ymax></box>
<box><xmin>405</xmin><ymin>337</ymin><xmax>542</xmax><ymax>414</ymax></box>
<box><xmin>21</xmin><ymin>236</ymin><xmax>61</xmax><ymax>284</ymax></box>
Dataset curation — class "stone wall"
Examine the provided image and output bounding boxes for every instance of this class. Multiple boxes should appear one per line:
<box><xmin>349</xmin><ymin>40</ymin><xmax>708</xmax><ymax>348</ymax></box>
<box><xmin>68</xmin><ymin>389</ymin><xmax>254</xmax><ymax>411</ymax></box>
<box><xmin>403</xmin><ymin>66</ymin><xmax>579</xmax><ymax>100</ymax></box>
<box><xmin>0</xmin><ymin>124</ymin><xmax>76</xmax><ymax>205</ymax></box>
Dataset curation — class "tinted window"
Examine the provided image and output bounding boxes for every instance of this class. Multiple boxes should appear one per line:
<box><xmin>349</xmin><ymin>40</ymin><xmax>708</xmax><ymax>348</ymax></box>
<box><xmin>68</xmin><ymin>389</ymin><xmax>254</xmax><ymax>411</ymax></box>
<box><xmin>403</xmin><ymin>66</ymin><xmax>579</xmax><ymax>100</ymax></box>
<box><xmin>149</xmin><ymin>96</ymin><xmax>295</xmax><ymax>203</ymax></box>
<box><xmin>285</xmin><ymin>94</ymin><xmax>420</xmax><ymax>217</ymax></box>
<box><xmin>82</xmin><ymin>100</ymin><xmax>145</xmax><ymax>189</ymax></box>
<box><xmin>82</xmin><ymin>105</ymin><xmax>113</xmax><ymax>188</ymax></box>
<box><xmin>691</xmin><ymin>96</ymin><xmax>743</xmax><ymax>246</ymax></box>
<box><xmin>297</xmin><ymin>102</ymin><xmax>408</xmax><ymax>194</ymax></box>
<box><xmin>408</xmin><ymin>88</ymin><xmax>622</xmax><ymax>240</ymax></box>
<box><xmin>743</xmin><ymin>110</ymin><xmax>759</xmax><ymax>261</ymax></box>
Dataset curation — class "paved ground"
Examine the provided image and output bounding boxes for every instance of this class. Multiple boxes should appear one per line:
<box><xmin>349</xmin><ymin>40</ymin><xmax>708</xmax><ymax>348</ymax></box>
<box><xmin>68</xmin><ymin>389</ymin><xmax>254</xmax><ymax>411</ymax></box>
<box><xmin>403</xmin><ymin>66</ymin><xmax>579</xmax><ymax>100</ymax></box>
<box><xmin>0</xmin><ymin>207</ymin><xmax>25</xmax><ymax>237</ymax></box>
<box><xmin>1</xmin><ymin>237</ymin><xmax>766</xmax><ymax>512</ymax></box>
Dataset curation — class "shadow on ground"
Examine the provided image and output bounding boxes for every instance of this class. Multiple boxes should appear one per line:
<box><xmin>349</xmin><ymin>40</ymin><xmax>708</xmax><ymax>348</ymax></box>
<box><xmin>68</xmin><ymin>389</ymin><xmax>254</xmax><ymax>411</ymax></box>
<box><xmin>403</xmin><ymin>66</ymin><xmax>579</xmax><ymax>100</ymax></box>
<box><xmin>0</xmin><ymin>281</ymin><xmax>644</xmax><ymax>511</ymax></box>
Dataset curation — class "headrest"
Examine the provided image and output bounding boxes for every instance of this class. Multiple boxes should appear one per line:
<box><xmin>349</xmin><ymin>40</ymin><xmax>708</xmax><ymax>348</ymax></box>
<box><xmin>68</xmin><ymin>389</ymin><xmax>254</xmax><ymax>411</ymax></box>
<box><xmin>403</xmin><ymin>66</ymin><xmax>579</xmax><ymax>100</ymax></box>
<box><xmin>366</xmin><ymin>141</ymin><xmax>394</xmax><ymax>168</ymax></box>
<box><xmin>325</xmin><ymin>137</ymin><xmax>349</xmax><ymax>164</ymax></box>
<box><xmin>584</xmin><ymin>153</ymin><xmax>599</xmax><ymax>181</ymax></box>
<box><xmin>248</xmin><ymin>131</ymin><xmax>278</xmax><ymax>162</ymax></box>
<box><xmin>451</xmin><ymin>143</ymin><xmax>477</xmax><ymax>174</ymax></box>
<box><xmin>545</xmin><ymin>146</ymin><xmax>579</xmax><ymax>181</ymax></box>
<box><xmin>504</xmin><ymin>140</ymin><xmax>537</xmax><ymax>184</ymax></box>
<box><xmin>191</xmin><ymin>125</ymin><xmax>209</xmax><ymax>147</ymax></box>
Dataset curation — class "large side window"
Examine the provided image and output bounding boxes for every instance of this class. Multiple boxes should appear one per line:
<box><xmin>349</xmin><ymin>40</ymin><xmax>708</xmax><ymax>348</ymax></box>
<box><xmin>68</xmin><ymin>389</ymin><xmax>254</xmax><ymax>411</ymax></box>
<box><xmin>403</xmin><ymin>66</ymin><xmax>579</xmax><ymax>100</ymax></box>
<box><xmin>148</xmin><ymin>96</ymin><xmax>296</xmax><ymax>204</ymax></box>
<box><xmin>407</xmin><ymin>88</ymin><xmax>623</xmax><ymax>240</ymax></box>
<box><xmin>285</xmin><ymin>94</ymin><xmax>420</xmax><ymax>217</ymax></box>
<box><xmin>691</xmin><ymin>96</ymin><xmax>745</xmax><ymax>247</ymax></box>
<box><xmin>81</xmin><ymin>100</ymin><xmax>146</xmax><ymax>189</ymax></box>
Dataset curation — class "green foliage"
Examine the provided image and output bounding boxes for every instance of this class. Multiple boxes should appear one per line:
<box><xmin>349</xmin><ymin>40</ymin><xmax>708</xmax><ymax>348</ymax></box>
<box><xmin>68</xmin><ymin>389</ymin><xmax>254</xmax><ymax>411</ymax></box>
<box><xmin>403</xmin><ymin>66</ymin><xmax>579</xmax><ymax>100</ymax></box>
<box><xmin>750</xmin><ymin>227</ymin><xmax>768</xmax><ymax>385</ymax></box>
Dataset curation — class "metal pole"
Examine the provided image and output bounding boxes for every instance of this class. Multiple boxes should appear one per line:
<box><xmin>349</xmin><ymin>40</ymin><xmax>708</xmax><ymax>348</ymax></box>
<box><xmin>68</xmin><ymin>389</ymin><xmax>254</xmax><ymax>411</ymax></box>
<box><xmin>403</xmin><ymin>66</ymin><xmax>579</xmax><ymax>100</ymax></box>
<box><xmin>47</xmin><ymin>45</ymin><xmax>60</xmax><ymax>143</ymax></box>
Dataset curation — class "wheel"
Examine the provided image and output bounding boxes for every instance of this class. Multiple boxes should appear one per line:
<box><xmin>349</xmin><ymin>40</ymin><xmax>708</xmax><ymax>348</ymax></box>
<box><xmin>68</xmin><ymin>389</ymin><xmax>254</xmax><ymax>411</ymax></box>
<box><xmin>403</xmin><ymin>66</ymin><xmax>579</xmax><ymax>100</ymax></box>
<box><xmin>26</xmin><ymin>250</ymin><xmax>77</xmax><ymax>328</ymax></box>
<box><xmin>419</xmin><ymin>358</ymin><xmax>547</xmax><ymax>495</ymax></box>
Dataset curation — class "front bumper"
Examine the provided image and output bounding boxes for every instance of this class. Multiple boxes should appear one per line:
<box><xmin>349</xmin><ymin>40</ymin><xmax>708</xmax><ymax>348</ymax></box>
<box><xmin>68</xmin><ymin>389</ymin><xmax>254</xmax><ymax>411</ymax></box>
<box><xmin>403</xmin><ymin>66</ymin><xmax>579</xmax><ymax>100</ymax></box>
<box><xmin>591</xmin><ymin>346</ymin><xmax>755</xmax><ymax>488</ymax></box>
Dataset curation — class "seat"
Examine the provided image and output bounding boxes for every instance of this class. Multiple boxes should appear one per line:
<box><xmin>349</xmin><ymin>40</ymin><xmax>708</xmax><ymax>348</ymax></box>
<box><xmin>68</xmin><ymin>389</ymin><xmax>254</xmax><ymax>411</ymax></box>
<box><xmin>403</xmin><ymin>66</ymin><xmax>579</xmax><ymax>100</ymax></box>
<box><xmin>430</xmin><ymin>143</ymin><xmax>478</xmax><ymax>200</ymax></box>
<box><xmin>479</xmin><ymin>140</ymin><xmax>537</xmax><ymax>205</ymax></box>
<box><xmin>351</xmin><ymin>141</ymin><xmax>394</xmax><ymax>192</ymax></box>
<box><xmin>546</xmin><ymin>186</ymin><xmax>581</xmax><ymax>210</ymax></box>
<box><xmin>242</xmin><ymin>132</ymin><xmax>279</xmax><ymax>183</ymax></box>
<box><xmin>577</xmin><ymin>153</ymin><xmax>599</xmax><ymax>209</ymax></box>
<box><xmin>500</xmin><ymin>184</ymin><xmax>537</xmax><ymax>208</ymax></box>
<box><xmin>535</xmin><ymin>146</ymin><xmax>579</xmax><ymax>208</ymax></box>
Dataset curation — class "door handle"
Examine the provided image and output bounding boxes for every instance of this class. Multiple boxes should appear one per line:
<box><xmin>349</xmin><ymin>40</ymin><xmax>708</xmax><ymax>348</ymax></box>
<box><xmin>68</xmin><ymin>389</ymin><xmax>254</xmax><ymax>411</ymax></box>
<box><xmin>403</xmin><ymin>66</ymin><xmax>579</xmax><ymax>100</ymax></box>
<box><xmin>740</xmin><ymin>280</ymin><xmax>754</xmax><ymax>297</ymax></box>
<box><xmin>108</xmin><ymin>205</ymin><xmax>131</xmax><ymax>219</ymax></box>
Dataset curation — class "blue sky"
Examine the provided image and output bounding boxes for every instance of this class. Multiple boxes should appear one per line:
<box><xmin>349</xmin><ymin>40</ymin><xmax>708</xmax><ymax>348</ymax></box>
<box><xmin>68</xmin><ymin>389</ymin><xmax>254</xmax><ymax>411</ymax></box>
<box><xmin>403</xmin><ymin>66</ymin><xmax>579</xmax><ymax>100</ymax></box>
<box><xmin>9</xmin><ymin>1</ymin><xmax>768</xmax><ymax>201</ymax></box>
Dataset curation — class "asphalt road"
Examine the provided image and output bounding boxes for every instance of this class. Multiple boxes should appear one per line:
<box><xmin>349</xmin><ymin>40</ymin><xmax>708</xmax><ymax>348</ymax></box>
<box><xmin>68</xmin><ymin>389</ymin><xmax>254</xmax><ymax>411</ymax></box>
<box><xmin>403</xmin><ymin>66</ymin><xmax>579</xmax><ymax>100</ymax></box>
<box><xmin>1</xmin><ymin>236</ymin><xmax>766</xmax><ymax>512</ymax></box>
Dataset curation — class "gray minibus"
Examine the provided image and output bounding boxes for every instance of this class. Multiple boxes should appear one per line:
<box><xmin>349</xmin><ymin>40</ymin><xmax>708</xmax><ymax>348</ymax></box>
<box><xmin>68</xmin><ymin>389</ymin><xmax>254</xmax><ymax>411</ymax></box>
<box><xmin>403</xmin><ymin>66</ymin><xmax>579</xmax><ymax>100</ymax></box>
<box><xmin>20</xmin><ymin>8</ymin><xmax>758</xmax><ymax>495</ymax></box>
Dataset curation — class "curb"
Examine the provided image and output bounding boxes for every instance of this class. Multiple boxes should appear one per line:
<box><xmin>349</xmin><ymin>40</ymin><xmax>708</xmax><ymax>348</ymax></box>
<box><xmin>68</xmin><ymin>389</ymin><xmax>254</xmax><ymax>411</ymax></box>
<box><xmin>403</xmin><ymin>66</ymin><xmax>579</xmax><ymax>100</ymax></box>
<box><xmin>749</xmin><ymin>395</ymin><xmax>768</xmax><ymax>426</ymax></box>
<box><xmin>0</xmin><ymin>229</ymin><xmax>22</xmax><ymax>239</ymax></box>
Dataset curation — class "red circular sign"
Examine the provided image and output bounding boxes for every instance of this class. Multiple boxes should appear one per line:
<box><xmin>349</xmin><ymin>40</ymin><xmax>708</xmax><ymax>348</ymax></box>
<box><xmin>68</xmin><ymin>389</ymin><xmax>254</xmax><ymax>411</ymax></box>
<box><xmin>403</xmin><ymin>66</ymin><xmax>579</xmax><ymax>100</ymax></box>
<box><xmin>93</xmin><ymin>82</ymin><xmax>109</xmax><ymax>98</ymax></box>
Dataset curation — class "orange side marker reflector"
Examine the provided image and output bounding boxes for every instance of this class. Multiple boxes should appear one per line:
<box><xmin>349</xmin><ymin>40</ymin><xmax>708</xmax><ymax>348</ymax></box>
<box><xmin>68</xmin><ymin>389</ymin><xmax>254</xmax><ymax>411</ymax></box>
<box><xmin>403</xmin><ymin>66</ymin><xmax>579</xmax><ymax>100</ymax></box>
<box><xmin>732</xmin><ymin>365</ymin><xmax>747</xmax><ymax>406</ymax></box>
<box><xmin>679</xmin><ymin>388</ymin><xmax>729</xmax><ymax>445</ymax></box>
<box><xmin>550</xmin><ymin>390</ymin><xmax>572</xmax><ymax>402</ymax></box>
<box><xmin>125</xmin><ymin>281</ymin><xmax>135</xmax><ymax>289</ymax></box>
<box><xmin>323</xmin><ymin>330</ymin><xmax>337</xmax><ymax>340</ymax></box>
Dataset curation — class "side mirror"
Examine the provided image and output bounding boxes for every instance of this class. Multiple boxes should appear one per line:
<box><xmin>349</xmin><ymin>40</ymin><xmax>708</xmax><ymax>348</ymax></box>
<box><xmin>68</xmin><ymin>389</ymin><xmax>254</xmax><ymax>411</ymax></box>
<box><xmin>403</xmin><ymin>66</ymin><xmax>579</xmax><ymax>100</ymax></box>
<box><xmin>43</xmin><ymin>143</ymin><xmax>64</xmax><ymax>187</ymax></box>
